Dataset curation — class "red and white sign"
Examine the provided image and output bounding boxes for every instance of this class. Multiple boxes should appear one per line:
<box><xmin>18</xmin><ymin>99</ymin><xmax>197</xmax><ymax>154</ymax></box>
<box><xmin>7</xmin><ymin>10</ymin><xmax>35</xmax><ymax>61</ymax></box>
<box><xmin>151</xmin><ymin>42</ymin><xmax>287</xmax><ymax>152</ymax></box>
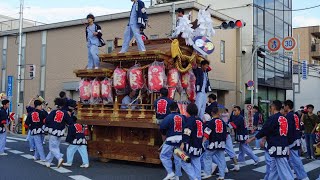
<box><xmin>9</xmin><ymin>112</ymin><xmax>15</xmax><ymax>121</ymax></box>
<box><xmin>282</xmin><ymin>37</ymin><xmax>296</xmax><ymax>51</ymax></box>
<box><xmin>267</xmin><ymin>38</ymin><xmax>281</xmax><ymax>52</ymax></box>
<box><xmin>244</xmin><ymin>104</ymin><xmax>253</xmax><ymax>130</ymax></box>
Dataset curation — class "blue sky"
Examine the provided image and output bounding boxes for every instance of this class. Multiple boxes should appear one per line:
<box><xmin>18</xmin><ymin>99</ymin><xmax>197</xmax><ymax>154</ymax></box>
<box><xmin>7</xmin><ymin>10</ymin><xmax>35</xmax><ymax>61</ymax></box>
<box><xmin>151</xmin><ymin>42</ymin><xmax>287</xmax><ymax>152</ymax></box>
<box><xmin>0</xmin><ymin>0</ymin><xmax>319</xmax><ymax>27</ymax></box>
<box><xmin>292</xmin><ymin>0</ymin><xmax>320</xmax><ymax>27</ymax></box>
<box><xmin>0</xmin><ymin>0</ymin><xmax>134</xmax><ymax>23</ymax></box>
<box><xmin>22</xmin><ymin>0</ymin><xmax>133</xmax><ymax>9</ymax></box>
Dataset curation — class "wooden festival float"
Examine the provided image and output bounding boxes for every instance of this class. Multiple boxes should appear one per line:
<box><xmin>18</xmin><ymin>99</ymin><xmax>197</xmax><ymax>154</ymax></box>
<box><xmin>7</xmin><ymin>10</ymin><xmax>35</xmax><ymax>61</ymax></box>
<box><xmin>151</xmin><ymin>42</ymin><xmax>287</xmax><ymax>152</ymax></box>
<box><xmin>73</xmin><ymin>7</ymin><xmax>215</xmax><ymax>164</ymax></box>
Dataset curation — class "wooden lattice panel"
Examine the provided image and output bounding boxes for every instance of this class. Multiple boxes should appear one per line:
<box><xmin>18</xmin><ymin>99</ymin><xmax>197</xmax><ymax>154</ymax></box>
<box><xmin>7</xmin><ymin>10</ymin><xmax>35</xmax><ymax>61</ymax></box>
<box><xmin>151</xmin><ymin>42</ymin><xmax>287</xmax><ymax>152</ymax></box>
<box><xmin>87</xmin><ymin>126</ymin><xmax>162</xmax><ymax>164</ymax></box>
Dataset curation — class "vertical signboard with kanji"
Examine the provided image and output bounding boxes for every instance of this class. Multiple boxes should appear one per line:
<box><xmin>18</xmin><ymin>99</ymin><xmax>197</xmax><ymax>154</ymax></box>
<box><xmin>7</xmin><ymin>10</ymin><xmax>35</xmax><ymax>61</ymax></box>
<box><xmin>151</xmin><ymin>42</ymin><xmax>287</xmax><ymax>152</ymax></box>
<box><xmin>302</xmin><ymin>60</ymin><xmax>308</xmax><ymax>80</ymax></box>
<box><xmin>244</xmin><ymin>104</ymin><xmax>253</xmax><ymax>130</ymax></box>
<box><xmin>7</xmin><ymin>76</ymin><xmax>13</xmax><ymax>112</ymax></box>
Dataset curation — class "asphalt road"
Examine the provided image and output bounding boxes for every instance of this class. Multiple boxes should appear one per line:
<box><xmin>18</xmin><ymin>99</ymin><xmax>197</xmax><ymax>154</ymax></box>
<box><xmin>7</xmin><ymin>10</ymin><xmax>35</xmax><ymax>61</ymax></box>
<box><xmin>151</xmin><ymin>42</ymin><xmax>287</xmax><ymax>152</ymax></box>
<box><xmin>1</xmin><ymin>135</ymin><xmax>320</xmax><ymax>180</ymax></box>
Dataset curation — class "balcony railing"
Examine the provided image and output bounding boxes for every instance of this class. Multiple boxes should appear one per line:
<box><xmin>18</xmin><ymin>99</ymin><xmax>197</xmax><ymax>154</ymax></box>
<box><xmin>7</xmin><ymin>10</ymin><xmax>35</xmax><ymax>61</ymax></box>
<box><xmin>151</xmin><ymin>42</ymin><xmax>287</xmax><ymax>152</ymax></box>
<box><xmin>311</xmin><ymin>43</ymin><xmax>320</xmax><ymax>60</ymax></box>
<box><xmin>310</xmin><ymin>26</ymin><xmax>320</xmax><ymax>38</ymax></box>
<box><xmin>0</xmin><ymin>18</ymin><xmax>45</xmax><ymax>32</ymax></box>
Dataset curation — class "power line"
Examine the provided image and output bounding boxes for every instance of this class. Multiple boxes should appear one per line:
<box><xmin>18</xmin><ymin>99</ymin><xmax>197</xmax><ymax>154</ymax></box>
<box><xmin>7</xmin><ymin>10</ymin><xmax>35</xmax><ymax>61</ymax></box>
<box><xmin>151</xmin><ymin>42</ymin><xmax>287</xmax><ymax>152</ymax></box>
<box><xmin>215</xmin><ymin>4</ymin><xmax>251</xmax><ymax>11</ymax></box>
<box><xmin>254</xmin><ymin>4</ymin><xmax>320</xmax><ymax>12</ymax></box>
<box><xmin>260</xmin><ymin>58</ymin><xmax>319</xmax><ymax>73</ymax></box>
<box><xmin>249</xmin><ymin>40</ymin><xmax>320</xmax><ymax>72</ymax></box>
<box><xmin>277</xmin><ymin>56</ymin><xmax>320</xmax><ymax>72</ymax></box>
<box><xmin>215</xmin><ymin>3</ymin><xmax>320</xmax><ymax>12</ymax></box>
<box><xmin>242</xmin><ymin>53</ymin><xmax>320</xmax><ymax>78</ymax></box>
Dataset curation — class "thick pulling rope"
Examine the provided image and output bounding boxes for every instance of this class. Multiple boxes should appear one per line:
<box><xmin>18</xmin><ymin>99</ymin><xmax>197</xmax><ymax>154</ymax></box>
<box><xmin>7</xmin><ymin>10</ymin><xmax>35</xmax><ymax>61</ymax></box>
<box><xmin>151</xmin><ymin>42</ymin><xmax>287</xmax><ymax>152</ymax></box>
<box><xmin>171</xmin><ymin>39</ymin><xmax>197</xmax><ymax>73</ymax></box>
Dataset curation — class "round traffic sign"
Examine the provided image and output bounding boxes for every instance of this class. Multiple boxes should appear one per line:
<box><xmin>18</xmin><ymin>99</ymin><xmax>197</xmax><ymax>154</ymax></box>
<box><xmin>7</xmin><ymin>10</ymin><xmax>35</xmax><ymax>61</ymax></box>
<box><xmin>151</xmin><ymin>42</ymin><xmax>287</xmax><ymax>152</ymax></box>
<box><xmin>247</xmin><ymin>80</ymin><xmax>254</xmax><ymax>87</ymax></box>
<box><xmin>282</xmin><ymin>37</ymin><xmax>296</xmax><ymax>51</ymax></box>
<box><xmin>268</xmin><ymin>38</ymin><xmax>281</xmax><ymax>52</ymax></box>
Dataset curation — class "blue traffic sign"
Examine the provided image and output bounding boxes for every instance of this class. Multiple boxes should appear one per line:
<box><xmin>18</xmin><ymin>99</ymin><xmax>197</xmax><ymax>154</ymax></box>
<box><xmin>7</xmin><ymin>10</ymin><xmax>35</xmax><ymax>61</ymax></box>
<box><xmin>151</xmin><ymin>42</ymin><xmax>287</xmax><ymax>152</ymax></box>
<box><xmin>247</xmin><ymin>80</ymin><xmax>254</xmax><ymax>87</ymax></box>
<box><xmin>7</xmin><ymin>76</ymin><xmax>13</xmax><ymax>112</ymax></box>
<box><xmin>302</xmin><ymin>60</ymin><xmax>308</xmax><ymax>80</ymax></box>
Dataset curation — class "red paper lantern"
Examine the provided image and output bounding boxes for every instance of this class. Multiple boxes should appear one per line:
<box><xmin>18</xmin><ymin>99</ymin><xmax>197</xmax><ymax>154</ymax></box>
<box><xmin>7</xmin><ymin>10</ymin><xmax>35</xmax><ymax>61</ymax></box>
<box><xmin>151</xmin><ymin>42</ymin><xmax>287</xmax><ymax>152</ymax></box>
<box><xmin>168</xmin><ymin>68</ymin><xmax>179</xmax><ymax>87</ymax></box>
<box><xmin>186</xmin><ymin>71</ymin><xmax>196</xmax><ymax>102</ymax></box>
<box><xmin>181</xmin><ymin>72</ymin><xmax>190</xmax><ymax>89</ymax></box>
<box><xmin>91</xmin><ymin>79</ymin><xmax>101</xmax><ymax>98</ymax></box>
<box><xmin>113</xmin><ymin>68</ymin><xmax>127</xmax><ymax>90</ymax></box>
<box><xmin>101</xmin><ymin>79</ymin><xmax>112</xmax><ymax>99</ymax></box>
<box><xmin>148</xmin><ymin>62</ymin><xmax>165</xmax><ymax>92</ymax></box>
<box><xmin>129</xmin><ymin>67</ymin><xmax>144</xmax><ymax>90</ymax></box>
<box><xmin>168</xmin><ymin>87</ymin><xmax>176</xmax><ymax>100</ymax></box>
<box><xmin>79</xmin><ymin>79</ymin><xmax>91</xmax><ymax>100</ymax></box>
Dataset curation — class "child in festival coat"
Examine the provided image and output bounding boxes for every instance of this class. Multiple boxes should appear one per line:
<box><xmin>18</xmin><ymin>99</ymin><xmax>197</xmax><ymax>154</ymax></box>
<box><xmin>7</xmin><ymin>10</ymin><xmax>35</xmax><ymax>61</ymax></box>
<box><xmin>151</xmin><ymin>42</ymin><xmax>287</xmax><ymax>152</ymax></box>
<box><xmin>180</xmin><ymin>103</ymin><xmax>204</xmax><ymax>180</ymax></box>
<box><xmin>45</xmin><ymin>98</ymin><xmax>73</xmax><ymax>168</ymax></box>
<box><xmin>25</xmin><ymin>100</ymin><xmax>48</xmax><ymax>161</ymax></box>
<box><xmin>62</xmin><ymin>108</ymin><xmax>89</xmax><ymax>168</ymax></box>
<box><xmin>202</xmin><ymin>107</ymin><xmax>227</xmax><ymax>180</ymax></box>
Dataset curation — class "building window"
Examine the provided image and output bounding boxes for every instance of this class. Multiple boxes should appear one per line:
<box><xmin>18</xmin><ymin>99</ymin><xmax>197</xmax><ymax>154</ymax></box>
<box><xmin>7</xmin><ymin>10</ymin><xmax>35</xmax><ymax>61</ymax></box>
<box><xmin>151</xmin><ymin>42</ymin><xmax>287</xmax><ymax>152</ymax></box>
<box><xmin>1</xmin><ymin>36</ymin><xmax>7</xmax><ymax>92</ymax></box>
<box><xmin>220</xmin><ymin>40</ymin><xmax>225</xmax><ymax>63</ymax></box>
<box><xmin>106</xmin><ymin>40</ymin><xmax>114</xmax><ymax>53</ymax></box>
<box><xmin>150</xmin><ymin>35</ymin><xmax>159</xmax><ymax>39</ymax></box>
<box><xmin>311</xmin><ymin>44</ymin><xmax>316</xmax><ymax>52</ymax></box>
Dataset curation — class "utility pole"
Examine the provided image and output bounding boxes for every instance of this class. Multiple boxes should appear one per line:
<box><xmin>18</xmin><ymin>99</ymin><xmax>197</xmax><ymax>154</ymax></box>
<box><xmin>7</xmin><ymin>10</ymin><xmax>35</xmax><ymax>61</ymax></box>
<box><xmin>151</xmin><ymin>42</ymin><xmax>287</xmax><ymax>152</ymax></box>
<box><xmin>297</xmin><ymin>34</ymin><xmax>301</xmax><ymax>94</ymax></box>
<box><xmin>171</xmin><ymin>2</ymin><xmax>176</xmax><ymax>36</ymax></box>
<box><xmin>251</xmin><ymin>44</ymin><xmax>266</xmax><ymax>105</ymax></box>
<box><xmin>293</xmin><ymin>34</ymin><xmax>301</xmax><ymax>110</ymax></box>
<box><xmin>16</xmin><ymin>0</ymin><xmax>24</xmax><ymax>118</ymax></box>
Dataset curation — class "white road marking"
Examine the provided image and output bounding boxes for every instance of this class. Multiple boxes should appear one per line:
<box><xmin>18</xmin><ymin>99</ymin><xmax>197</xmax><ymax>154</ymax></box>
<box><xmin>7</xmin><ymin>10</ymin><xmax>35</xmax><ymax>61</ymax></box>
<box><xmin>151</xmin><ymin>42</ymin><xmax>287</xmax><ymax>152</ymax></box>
<box><xmin>253</xmin><ymin>157</ymin><xmax>310</xmax><ymax>173</ymax></box>
<box><xmin>8</xmin><ymin>150</ymin><xmax>23</xmax><ymax>154</ymax></box>
<box><xmin>6</xmin><ymin>139</ymin><xmax>17</xmax><ymax>143</ymax></box>
<box><xmin>302</xmin><ymin>160</ymin><xmax>320</xmax><ymax>172</ymax></box>
<box><xmin>21</xmin><ymin>154</ymin><xmax>34</xmax><ymax>159</ymax></box>
<box><xmin>4</xmin><ymin>147</ymin><xmax>11</xmax><ymax>150</ymax></box>
<box><xmin>238</xmin><ymin>155</ymin><xmax>266</xmax><ymax>168</ymax></box>
<box><xmin>35</xmin><ymin>161</ymin><xmax>47</xmax><ymax>166</ymax></box>
<box><xmin>51</xmin><ymin>167</ymin><xmax>72</xmax><ymax>173</ymax></box>
<box><xmin>253</xmin><ymin>165</ymin><xmax>266</xmax><ymax>173</ymax></box>
<box><xmin>69</xmin><ymin>175</ymin><xmax>92</xmax><ymax>180</ymax></box>
<box><xmin>225</xmin><ymin>150</ymin><xmax>264</xmax><ymax>162</ymax></box>
<box><xmin>7</xmin><ymin>136</ymin><xmax>27</xmax><ymax>142</ymax></box>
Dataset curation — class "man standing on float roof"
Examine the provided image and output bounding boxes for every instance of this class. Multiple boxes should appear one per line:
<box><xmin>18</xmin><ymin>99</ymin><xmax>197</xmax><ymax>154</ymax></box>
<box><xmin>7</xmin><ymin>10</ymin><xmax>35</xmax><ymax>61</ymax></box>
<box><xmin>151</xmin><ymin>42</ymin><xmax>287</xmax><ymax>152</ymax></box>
<box><xmin>119</xmin><ymin>0</ymin><xmax>148</xmax><ymax>53</ymax></box>
<box><xmin>86</xmin><ymin>14</ymin><xmax>103</xmax><ymax>69</ymax></box>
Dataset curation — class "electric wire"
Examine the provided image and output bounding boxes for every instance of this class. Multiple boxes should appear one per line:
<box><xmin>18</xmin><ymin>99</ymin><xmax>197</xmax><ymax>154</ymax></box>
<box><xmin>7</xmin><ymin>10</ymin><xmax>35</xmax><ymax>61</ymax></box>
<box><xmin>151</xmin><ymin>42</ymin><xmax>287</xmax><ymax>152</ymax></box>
<box><xmin>254</xmin><ymin>4</ymin><xmax>320</xmax><ymax>12</ymax></box>
<box><xmin>215</xmin><ymin>3</ymin><xmax>320</xmax><ymax>12</ymax></box>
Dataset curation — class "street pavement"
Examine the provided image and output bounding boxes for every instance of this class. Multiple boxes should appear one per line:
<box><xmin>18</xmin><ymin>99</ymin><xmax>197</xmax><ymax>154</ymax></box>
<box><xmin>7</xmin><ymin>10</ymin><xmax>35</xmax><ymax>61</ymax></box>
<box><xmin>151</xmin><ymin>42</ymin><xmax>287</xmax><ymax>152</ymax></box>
<box><xmin>1</xmin><ymin>134</ymin><xmax>320</xmax><ymax>180</ymax></box>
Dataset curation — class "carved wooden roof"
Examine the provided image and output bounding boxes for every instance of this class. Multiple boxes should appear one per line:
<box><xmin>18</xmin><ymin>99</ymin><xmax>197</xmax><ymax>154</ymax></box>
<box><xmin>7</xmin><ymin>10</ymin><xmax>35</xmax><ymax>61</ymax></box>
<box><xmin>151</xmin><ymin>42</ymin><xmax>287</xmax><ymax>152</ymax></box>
<box><xmin>74</xmin><ymin>69</ymin><xmax>113</xmax><ymax>78</ymax></box>
<box><xmin>99</xmin><ymin>38</ymin><xmax>194</xmax><ymax>64</ymax></box>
